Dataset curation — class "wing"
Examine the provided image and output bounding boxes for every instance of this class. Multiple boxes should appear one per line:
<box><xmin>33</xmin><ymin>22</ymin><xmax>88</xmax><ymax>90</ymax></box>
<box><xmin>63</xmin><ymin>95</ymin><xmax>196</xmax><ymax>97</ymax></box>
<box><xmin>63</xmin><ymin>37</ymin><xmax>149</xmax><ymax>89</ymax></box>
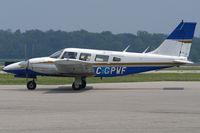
<box><xmin>54</xmin><ymin>59</ymin><xmax>95</xmax><ymax>77</ymax></box>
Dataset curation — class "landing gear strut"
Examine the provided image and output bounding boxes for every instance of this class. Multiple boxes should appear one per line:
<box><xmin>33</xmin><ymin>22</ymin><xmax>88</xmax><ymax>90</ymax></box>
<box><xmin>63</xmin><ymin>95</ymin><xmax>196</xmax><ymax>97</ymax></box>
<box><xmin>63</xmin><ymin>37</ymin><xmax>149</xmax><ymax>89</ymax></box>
<box><xmin>27</xmin><ymin>80</ymin><xmax>37</xmax><ymax>90</ymax></box>
<box><xmin>72</xmin><ymin>77</ymin><xmax>86</xmax><ymax>90</ymax></box>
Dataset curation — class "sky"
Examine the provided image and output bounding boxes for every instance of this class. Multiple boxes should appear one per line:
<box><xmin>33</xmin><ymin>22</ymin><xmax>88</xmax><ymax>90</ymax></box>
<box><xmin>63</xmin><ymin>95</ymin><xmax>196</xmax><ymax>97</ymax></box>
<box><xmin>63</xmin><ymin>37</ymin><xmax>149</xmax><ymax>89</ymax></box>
<box><xmin>0</xmin><ymin>0</ymin><xmax>199</xmax><ymax>36</ymax></box>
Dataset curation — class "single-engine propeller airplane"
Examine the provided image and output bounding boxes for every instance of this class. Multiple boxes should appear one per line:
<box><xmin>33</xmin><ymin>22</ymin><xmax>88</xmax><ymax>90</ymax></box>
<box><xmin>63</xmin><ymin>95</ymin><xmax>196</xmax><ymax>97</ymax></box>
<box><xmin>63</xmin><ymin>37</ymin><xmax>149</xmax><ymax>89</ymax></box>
<box><xmin>3</xmin><ymin>21</ymin><xmax>197</xmax><ymax>90</ymax></box>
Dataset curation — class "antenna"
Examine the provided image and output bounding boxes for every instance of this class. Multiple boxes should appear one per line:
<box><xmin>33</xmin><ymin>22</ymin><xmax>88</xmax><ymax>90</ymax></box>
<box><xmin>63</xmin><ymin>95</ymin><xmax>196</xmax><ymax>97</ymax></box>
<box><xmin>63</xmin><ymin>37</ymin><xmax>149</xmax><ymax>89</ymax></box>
<box><xmin>180</xmin><ymin>20</ymin><xmax>184</xmax><ymax>30</ymax></box>
<box><xmin>123</xmin><ymin>45</ymin><xmax>130</xmax><ymax>52</ymax></box>
<box><xmin>142</xmin><ymin>46</ymin><xmax>150</xmax><ymax>53</ymax></box>
<box><xmin>25</xmin><ymin>44</ymin><xmax>27</xmax><ymax>61</ymax></box>
<box><xmin>32</xmin><ymin>43</ymin><xmax>34</xmax><ymax>58</ymax></box>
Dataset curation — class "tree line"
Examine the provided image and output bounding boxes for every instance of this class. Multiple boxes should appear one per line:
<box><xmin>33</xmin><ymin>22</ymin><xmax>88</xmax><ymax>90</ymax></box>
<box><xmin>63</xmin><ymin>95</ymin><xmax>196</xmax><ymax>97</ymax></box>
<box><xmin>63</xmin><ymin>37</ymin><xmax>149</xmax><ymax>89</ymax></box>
<box><xmin>0</xmin><ymin>29</ymin><xmax>199</xmax><ymax>62</ymax></box>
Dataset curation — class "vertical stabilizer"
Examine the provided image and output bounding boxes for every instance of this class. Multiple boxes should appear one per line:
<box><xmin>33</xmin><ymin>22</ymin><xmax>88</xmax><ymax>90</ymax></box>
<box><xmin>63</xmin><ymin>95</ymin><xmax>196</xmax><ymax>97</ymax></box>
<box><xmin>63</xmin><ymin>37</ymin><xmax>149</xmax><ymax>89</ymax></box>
<box><xmin>149</xmin><ymin>21</ymin><xmax>196</xmax><ymax>57</ymax></box>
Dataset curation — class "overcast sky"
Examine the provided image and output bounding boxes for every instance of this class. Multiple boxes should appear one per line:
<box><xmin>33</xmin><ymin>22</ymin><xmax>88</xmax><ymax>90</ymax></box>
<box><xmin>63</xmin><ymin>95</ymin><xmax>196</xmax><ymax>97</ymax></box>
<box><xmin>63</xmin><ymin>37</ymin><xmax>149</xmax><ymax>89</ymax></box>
<box><xmin>0</xmin><ymin>0</ymin><xmax>199</xmax><ymax>36</ymax></box>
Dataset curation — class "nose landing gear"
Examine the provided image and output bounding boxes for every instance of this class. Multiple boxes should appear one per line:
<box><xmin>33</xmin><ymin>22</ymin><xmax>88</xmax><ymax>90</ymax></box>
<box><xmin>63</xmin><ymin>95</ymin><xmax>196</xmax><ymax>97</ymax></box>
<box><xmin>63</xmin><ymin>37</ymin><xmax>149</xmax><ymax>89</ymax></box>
<box><xmin>27</xmin><ymin>80</ymin><xmax>37</xmax><ymax>90</ymax></box>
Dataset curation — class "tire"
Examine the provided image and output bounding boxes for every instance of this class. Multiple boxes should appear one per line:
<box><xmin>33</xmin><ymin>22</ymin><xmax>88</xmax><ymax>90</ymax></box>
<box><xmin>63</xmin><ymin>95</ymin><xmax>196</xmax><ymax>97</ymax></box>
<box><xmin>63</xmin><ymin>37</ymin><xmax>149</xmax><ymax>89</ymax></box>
<box><xmin>27</xmin><ymin>81</ymin><xmax>36</xmax><ymax>90</ymax></box>
<box><xmin>72</xmin><ymin>82</ymin><xmax>81</xmax><ymax>90</ymax></box>
<box><xmin>81</xmin><ymin>80</ymin><xmax>86</xmax><ymax>88</ymax></box>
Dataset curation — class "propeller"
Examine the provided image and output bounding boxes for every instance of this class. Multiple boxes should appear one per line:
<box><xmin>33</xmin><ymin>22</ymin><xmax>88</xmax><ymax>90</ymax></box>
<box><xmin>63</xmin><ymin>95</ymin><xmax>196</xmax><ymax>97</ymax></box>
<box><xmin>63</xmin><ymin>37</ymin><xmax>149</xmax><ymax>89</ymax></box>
<box><xmin>24</xmin><ymin>43</ymin><xmax>30</xmax><ymax>81</ymax></box>
<box><xmin>25</xmin><ymin>60</ymin><xmax>29</xmax><ymax>81</ymax></box>
<box><xmin>24</xmin><ymin>43</ymin><xmax>35</xmax><ymax>81</ymax></box>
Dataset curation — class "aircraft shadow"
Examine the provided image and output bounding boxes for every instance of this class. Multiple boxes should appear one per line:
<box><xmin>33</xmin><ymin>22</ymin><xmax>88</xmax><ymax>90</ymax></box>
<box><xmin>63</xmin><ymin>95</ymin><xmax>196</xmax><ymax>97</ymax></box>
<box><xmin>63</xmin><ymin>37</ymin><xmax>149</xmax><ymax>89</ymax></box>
<box><xmin>0</xmin><ymin>86</ymin><xmax>93</xmax><ymax>93</ymax></box>
<box><xmin>43</xmin><ymin>86</ymin><xmax>94</xmax><ymax>94</ymax></box>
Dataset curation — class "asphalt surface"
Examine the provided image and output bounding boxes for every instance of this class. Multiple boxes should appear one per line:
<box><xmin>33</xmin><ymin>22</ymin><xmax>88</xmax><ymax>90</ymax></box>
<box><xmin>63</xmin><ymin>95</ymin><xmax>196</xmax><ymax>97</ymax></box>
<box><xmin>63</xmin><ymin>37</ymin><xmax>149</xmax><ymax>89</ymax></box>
<box><xmin>0</xmin><ymin>82</ymin><xmax>200</xmax><ymax>133</ymax></box>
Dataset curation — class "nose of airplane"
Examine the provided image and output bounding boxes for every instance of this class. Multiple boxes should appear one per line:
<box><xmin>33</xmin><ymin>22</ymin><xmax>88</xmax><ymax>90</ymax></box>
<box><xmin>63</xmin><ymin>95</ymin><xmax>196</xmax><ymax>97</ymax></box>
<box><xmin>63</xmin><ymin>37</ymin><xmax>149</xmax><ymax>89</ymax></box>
<box><xmin>3</xmin><ymin>61</ymin><xmax>25</xmax><ymax>73</ymax></box>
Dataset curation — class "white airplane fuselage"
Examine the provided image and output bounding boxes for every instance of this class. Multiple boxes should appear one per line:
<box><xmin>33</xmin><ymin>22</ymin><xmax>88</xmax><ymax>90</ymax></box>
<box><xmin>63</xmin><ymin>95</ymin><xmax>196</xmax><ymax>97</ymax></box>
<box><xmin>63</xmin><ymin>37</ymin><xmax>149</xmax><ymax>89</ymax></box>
<box><xmin>2</xmin><ymin>21</ymin><xmax>196</xmax><ymax>90</ymax></box>
<box><xmin>3</xmin><ymin>48</ymin><xmax>187</xmax><ymax>78</ymax></box>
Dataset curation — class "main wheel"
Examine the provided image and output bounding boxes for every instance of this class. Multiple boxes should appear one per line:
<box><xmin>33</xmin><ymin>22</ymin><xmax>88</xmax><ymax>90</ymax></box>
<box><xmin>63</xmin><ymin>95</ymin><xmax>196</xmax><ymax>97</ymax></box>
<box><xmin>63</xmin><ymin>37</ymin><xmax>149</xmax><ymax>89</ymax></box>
<box><xmin>81</xmin><ymin>80</ymin><xmax>86</xmax><ymax>88</ymax></box>
<box><xmin>72</xmin><ymin>82</ymin><xmax>81</xmax><ymax>90</ymax></box>
<box><xmin>27</xmin><ymin>80</ymin><xmax>36</xmax><ymax>90</ymax></box>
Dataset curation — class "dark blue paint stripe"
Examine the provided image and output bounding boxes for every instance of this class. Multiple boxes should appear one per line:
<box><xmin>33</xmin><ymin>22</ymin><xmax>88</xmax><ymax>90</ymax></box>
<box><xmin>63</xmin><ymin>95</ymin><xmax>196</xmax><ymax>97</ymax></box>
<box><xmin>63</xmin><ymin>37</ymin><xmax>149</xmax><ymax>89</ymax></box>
<box><xmin>167</xmin><ymin>22</ymin><xmax>196</xmax><ymax>40</ymax></box>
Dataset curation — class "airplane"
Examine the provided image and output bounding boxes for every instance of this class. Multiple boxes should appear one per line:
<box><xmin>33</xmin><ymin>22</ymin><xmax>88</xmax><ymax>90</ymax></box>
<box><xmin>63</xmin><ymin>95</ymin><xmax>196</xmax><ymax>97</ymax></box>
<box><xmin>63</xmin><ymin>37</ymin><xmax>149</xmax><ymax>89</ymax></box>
<box><xmin>3</xmin><ymin>21</ymin><xmax>197</xmax><ymax>90</ymax></box>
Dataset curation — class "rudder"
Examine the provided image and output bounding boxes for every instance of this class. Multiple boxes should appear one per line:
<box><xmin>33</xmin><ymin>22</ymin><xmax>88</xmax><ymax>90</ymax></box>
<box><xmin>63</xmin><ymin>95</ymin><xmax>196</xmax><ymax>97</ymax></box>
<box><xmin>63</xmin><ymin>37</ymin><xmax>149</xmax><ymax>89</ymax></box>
<box><xmin>149</xmin><ymin>21</ymin><xmax>196</xmax><ymax>57</ymax></box>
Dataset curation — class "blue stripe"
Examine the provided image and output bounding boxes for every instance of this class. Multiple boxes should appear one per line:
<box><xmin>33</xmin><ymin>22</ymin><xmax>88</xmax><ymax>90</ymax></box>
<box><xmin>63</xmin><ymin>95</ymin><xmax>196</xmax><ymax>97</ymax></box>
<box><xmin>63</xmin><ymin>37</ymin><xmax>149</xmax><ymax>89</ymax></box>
<box><xmin>93</xmin><ymin>66</ymin><xmax>172</xmax><ymax>77</ymax></box>
<box><xmin>167</xmin><ymin>22</ymin><xmax>196</xmax><ymax>40</ymax></box>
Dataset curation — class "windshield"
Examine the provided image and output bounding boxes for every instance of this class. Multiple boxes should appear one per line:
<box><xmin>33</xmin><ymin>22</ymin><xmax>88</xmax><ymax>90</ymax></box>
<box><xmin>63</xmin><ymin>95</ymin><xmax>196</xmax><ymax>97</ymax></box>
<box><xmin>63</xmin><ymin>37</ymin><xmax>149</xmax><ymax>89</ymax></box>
<box><xmin>49</xmin><ymin>49</ymin><xmax>64</xmax><ymax>58</ymax></box>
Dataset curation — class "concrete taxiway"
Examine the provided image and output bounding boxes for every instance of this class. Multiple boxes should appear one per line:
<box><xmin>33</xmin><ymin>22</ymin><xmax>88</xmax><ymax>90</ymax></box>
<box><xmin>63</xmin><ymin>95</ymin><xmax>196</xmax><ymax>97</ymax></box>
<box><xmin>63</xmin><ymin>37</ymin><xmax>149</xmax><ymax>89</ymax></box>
<box><xmin>0</xmin><ymin>82</ymin><xmax>200</xmax><ymax>133</ymax></box>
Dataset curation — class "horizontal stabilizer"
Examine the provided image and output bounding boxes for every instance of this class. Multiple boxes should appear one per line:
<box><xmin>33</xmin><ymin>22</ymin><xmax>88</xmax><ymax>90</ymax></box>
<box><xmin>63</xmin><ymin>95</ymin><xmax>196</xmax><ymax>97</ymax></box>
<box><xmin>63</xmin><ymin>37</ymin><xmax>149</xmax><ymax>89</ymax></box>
<box><xmin>173</xmin><ymin>60</ymin><xmax>193</xmax><ymax>64</ymax></box>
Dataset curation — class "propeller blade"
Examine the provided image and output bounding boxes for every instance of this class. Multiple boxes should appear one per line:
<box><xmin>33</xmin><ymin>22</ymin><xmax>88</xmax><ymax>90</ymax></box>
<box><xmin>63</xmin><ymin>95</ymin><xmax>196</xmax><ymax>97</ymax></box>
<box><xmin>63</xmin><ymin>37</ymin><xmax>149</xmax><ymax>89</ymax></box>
<box><xmin>25</xmin><ymin>60</ymin><xmax>29</xmax><ymax>81</ymax></box>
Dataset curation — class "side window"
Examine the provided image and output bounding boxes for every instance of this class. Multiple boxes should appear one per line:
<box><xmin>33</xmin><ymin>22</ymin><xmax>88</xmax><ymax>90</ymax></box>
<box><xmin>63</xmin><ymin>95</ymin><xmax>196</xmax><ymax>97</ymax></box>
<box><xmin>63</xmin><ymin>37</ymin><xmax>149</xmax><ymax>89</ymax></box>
<box><xmin>62</xmin><ymin>52</ymin><xmax>77</xmax><ymax>59</ymax></box>
<box><xmin>95</xmin><ymin>55</ymin><xmax>109</xmax><ymax>62</ymax></box>
<box><xmin>79</xmin><ymin>53</ymin><xmax>91</xmax><ymax>61</ymax></box>
<box><xmin>113</xmin><ymin>57</ymin><xmax>121</xmax><ymax>62</ymax></box>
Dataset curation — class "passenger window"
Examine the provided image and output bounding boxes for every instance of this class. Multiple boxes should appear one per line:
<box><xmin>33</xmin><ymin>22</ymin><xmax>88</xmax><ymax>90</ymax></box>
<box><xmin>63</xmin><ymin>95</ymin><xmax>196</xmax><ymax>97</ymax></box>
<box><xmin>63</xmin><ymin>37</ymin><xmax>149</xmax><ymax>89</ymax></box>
<box><xmin>62</xmin><ymin>52</ymin><xmax>77</xmax><ymax>59</ymax></box>
<box><xmin>95</xmin><ymin>55</ymin><xmax>109</xmax><ymax>62</ymax></box>
<box><xmin>79</xmin><ymin>53</ymin><xmax>91</xmax><ymax>61</ymax></box>
<box><xmin>113</xmin><ymin>57</ymin><xmax>121</xmax><ymax>62</ymax></box>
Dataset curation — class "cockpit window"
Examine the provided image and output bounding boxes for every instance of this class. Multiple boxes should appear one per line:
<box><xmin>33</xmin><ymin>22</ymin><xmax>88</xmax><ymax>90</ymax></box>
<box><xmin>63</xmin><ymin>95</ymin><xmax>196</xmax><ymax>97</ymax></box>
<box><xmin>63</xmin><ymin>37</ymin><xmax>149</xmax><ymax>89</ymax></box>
<box><xmin>62</xmin><ymin>52</ymin><xmax>77</xmax><ymax>59</ymax></box>
<box><xmin>49</xmin><ymin>49</ymin><xmax>64</xmax><ymax>58</ymax></box>
<box><xmin>79</xmin><ymin>53</ymin><xmax>91</xmax><ymax>61</ymax></box>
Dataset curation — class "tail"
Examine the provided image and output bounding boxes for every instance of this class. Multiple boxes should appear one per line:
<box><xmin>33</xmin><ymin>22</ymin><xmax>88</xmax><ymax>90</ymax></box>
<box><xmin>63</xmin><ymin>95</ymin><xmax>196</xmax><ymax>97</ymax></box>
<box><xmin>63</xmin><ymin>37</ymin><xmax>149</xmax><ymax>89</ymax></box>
<box><xmin>149</xmin><ymin>21</ymin><xmax>196</xmax><ymax>57</ymax></box>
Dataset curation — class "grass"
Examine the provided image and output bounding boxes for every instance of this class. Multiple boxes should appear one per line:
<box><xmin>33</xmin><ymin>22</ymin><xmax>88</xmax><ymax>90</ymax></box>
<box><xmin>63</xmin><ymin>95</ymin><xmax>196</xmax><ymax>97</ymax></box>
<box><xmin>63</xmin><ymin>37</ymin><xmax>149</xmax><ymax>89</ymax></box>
<box><xmin>0</xmin><ymin>73</ymin><xmax>200</xmax><ymax>85</ymax></box>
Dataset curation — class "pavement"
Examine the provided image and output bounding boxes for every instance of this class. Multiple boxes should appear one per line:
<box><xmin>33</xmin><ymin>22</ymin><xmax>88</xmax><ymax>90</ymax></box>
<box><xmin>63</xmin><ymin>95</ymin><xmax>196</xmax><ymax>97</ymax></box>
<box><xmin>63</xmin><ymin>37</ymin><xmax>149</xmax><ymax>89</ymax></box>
<box><xmin>0</xmin><ymin>82</ymin><xmax>200</xmax><ymax>133</ymax></box>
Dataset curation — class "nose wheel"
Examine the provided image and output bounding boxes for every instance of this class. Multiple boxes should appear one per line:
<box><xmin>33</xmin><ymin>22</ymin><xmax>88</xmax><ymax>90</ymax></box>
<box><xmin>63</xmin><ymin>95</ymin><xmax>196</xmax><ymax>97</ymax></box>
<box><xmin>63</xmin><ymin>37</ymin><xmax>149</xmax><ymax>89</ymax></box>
<box><xmin>27</xmin><ymin>80</ymin><xmax>37</xmax><ymax>90</ymax></box>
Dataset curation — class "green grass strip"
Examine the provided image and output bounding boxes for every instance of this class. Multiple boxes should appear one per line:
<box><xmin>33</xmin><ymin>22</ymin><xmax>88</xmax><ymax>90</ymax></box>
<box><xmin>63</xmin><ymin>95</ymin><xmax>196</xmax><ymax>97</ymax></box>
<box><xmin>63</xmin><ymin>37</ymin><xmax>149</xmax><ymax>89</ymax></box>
<box><xmin>0</xmin><ymin>73</ymin><xmax>199</xmax><ymax>85</ymax></box>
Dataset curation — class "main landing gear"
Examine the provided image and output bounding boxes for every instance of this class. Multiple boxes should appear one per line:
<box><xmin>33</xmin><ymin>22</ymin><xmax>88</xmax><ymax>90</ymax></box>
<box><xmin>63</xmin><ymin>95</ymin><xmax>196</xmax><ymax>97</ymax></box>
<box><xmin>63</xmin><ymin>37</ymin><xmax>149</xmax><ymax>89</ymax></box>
<box><xmin>72</xmin><ymin>77</ymin><xmax>86</xmax><ymax>90</ymax></box>
<box><xmin>27</xmin><ymin>80</ymin><xmax>37</xmax><ymax>90</ymax></box>
<box><xmin>26</xmin><ymin>77</ymin><xmax>86</xmax><ymax>91</ymax></box>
